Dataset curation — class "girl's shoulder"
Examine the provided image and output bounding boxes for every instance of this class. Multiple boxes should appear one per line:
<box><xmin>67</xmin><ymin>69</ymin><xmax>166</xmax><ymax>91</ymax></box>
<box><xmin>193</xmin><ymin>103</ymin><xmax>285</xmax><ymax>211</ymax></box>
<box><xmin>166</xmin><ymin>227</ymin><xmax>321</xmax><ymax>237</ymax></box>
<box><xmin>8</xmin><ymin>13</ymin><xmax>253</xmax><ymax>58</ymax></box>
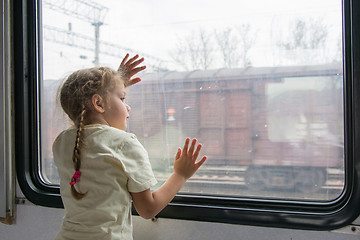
<box><xmin>53</xmin><ymin>126</ymin><xmax>77</xmax><ymax>147</ymax></box>
<box><xmin>85</xmin><ymin>124</ymin><xmax>132</xmax><ymax>137</ymax></box>
<box><xmin>84</xmin><ymin>124</ymin><xmax>138</xmax><ymax>147</ymax></box>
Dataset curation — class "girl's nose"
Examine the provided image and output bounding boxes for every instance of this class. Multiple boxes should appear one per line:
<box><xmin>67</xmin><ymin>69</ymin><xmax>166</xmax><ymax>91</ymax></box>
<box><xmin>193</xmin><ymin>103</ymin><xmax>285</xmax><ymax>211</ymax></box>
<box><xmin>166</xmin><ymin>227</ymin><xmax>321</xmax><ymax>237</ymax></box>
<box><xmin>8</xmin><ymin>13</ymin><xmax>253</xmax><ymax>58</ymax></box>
<box><xmin>126</xmin><ymin>104</ymin><xmax>131</xmax><ymax>112</ymax></box>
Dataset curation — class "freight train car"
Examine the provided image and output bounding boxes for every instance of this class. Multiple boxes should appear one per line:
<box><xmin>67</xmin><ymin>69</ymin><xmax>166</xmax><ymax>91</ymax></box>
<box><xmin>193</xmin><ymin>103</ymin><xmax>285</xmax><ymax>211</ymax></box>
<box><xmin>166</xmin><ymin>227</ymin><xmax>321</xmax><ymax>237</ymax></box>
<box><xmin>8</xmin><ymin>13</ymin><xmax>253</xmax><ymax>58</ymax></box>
<box><xmin>125</xmin><ymin>64</ymin><xmax>344</xmax><ymax>195</ymax></box>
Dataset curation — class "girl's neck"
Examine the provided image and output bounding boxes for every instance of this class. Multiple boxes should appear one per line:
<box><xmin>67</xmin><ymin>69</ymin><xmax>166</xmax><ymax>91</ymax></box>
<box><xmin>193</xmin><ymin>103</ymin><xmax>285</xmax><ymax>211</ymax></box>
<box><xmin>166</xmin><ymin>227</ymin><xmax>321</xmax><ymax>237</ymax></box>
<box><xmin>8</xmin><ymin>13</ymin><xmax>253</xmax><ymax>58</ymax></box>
<box><xmin>84</xmin><ymin>116</ymin><xmax>110</xmax><ymax>127</ymax></box>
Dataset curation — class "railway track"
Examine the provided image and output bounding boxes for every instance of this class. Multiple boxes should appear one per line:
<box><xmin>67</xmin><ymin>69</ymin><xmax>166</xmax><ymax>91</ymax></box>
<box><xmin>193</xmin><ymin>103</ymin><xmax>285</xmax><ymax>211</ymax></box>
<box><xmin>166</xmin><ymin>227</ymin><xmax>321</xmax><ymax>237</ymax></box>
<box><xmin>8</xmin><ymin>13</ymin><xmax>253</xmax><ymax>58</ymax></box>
<box><xmin>154</xmin><ymin>166</ymin><xmax>344</xmax><ymax>200</ymax></box>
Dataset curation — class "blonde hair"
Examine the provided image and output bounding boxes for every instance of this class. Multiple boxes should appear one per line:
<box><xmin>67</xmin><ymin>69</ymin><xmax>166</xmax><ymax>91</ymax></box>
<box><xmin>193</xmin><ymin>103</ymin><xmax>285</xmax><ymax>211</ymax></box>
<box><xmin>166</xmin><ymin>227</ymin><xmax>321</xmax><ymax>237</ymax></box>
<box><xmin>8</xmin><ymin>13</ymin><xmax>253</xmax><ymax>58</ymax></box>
<box><xmin>59</xmin><ymin>67</ymin><xmax>124</xmax><ymax>200</ymax></box>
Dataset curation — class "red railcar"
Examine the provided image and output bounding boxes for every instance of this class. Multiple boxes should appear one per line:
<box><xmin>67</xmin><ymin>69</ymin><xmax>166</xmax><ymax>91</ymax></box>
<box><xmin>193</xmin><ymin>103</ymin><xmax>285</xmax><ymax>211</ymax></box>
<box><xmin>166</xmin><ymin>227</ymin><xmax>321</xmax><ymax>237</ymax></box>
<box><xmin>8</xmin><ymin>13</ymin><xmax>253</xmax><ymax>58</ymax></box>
<box><xmin>127</xmin><ymin>64</ymin><xmax>344</xmax><ymax>192</ymax></box>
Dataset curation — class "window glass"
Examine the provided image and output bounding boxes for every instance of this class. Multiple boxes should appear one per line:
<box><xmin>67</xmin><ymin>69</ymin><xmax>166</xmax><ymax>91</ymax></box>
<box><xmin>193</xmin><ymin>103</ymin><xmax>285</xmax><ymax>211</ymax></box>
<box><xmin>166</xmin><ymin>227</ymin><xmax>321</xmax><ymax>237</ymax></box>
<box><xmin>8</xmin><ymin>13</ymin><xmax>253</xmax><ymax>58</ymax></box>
<box><xmin>41</xmin><ymin>0</ymin><xmax>344</xmax><ymax>201</ymax></box>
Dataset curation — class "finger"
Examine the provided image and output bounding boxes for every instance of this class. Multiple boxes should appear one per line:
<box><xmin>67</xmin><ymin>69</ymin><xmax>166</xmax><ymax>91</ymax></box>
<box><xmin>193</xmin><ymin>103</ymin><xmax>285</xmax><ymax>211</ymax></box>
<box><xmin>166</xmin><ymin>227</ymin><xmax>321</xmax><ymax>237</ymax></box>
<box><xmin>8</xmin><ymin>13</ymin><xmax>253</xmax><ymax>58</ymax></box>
<box><xmin>119</xmin><ymin>53</ymin><xmax>130</xmax><ymax>67</ymax></box>
<box><xmin>195</xmin><ymin>156</ymin><xmax>207</xmax><ymax>169</ymax></box>
<box><xmin>188</xmin><ymin>138</ymin><xmax>197</xmax><ymax>155</ymax></box>
<box><xmin>192</xmin><ymin>143</ymin><xmax>202</xmax><ymax>161</ymax></box>
<box><xmin>182</xmin><ymin>138</ymin><xmax>190</xmax><ymax>155</ymax></box>
<box><xmin>128</xmin><ymin>58</ymin><xmax>145</xmax><ymax>69</ymax></box>
<box><xmin>129</xmin><ymin>65</ymin><xmax>146</xmax><ymax>76</ymax></box>
<box><xmin>124</xmin><ymin>54</ymin><xmax>139</xmax><ymax>66</ymax></box>
<box><xmin>175</xmin><ymin>148</ymin><xmax>182</xmax><ymax>160</ymax></box>
<box><xmin>125</xmin><ymin>78</ymin><xmax>142</xmax><ymax>87</ymax></box>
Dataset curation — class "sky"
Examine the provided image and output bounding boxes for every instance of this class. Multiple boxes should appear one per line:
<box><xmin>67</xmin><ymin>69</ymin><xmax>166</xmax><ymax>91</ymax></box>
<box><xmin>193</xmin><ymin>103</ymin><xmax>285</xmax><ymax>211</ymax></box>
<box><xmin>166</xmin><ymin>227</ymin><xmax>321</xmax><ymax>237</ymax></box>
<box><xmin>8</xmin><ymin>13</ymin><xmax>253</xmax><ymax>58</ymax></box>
<box><xmin>41</xmin><ymin>0</ymin><xmax>342</xmax><ymax>80</ymax></box>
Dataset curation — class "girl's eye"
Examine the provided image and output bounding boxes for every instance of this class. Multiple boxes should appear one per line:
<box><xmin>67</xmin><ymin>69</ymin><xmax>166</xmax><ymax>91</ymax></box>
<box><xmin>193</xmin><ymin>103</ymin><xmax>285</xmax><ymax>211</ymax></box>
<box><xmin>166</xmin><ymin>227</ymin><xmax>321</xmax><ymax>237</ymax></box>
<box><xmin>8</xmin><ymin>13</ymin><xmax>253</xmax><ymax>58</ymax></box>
<box><xmin>120</xmin><ymin>98</ymin><xmax>126</xmax><ymax>102</ymax></box>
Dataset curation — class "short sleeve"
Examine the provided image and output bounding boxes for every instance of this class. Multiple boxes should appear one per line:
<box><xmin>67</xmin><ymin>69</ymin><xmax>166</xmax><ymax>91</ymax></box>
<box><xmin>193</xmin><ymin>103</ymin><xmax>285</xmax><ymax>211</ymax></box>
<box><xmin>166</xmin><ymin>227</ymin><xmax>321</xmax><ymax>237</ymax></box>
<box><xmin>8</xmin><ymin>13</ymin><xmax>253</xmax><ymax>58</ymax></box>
<box><xmin>117</xmin><ymin>134</ymin><xmax>158</xmax><ymax>193</ymax></box>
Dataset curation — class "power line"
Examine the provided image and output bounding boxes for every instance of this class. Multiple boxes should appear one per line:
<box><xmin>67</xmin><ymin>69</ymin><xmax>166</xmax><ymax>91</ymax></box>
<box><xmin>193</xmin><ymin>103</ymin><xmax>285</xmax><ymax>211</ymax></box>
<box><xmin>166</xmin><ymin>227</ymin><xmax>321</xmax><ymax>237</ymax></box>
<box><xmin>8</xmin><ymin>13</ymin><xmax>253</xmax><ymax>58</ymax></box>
<box><xmin>42</xmin><ymin>0</ymin><xmax>167</xmax><ymax>70</ymax></box>
<box><xmin>43</xmin><ymin>25</ymin><xmax>166</xmax><ymax>70</ymax></box>
<box><xmin>42</xmin><ymin>0</ymin><xmax>108</xmax><ymax>24</ymax></box>
<box><xmin>42</xmin><ymin>0</ymin><xmax>107</xmax><ymax>65</ymax></box>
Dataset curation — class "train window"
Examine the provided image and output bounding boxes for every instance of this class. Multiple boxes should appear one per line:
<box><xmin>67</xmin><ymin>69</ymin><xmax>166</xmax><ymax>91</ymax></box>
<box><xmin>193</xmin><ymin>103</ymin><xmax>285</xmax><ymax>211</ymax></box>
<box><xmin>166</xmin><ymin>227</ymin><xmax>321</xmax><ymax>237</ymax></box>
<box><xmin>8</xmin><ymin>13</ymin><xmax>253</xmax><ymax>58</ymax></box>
<box><xmin>14</xmin><ymin>0</ymin><xmax>360</xmax><ymax>230</ymax></box>
<box><xmin>40</xmin><ymin>0</ymin><xmax>345</xmax><ymax>201</ymax></box>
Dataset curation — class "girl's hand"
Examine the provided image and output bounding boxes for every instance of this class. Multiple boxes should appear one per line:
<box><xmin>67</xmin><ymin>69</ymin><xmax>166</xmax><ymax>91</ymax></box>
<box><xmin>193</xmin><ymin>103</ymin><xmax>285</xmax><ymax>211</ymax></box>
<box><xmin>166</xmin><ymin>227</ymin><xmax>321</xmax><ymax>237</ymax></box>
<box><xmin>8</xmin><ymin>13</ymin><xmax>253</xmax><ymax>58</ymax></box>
<box><xmin>174</xmin><ymin>138</ymin><xmax>207</xmax><ymax>180</ymax></box>
<box><xmin>117</xmin><ymin>53</ymin><xmax>146</xmax><ymax>87</ymax></box>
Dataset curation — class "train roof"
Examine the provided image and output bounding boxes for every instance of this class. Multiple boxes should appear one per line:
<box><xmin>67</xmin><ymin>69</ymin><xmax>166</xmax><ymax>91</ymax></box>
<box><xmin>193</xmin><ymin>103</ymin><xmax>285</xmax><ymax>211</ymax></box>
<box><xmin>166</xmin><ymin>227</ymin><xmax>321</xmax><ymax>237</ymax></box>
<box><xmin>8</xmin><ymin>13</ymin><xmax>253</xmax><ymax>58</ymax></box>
<box><xmin>140</xmin><ymin>63</ymin><xmax>343</xmax><ymax>82</ymax></box>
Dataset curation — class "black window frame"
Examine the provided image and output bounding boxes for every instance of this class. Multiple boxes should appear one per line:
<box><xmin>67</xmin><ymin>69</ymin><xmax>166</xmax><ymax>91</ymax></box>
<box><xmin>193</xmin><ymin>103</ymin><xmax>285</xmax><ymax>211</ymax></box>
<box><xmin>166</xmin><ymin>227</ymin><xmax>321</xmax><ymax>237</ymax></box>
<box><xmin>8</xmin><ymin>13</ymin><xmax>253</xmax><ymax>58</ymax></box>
<box><xmin>14</xmin><ymin>0</ymin><xmax>360</xmax><ymax>230</ymax></box>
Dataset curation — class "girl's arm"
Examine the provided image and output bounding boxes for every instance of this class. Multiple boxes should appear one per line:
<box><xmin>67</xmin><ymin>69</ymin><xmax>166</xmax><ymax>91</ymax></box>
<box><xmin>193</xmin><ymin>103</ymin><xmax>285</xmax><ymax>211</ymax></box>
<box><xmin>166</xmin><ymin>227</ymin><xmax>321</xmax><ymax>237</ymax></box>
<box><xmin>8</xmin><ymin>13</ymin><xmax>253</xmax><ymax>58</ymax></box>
<box><xmin>130</xmin><ymin>138</ymin><xmax>207</xmax><ymax>219</ymax></box>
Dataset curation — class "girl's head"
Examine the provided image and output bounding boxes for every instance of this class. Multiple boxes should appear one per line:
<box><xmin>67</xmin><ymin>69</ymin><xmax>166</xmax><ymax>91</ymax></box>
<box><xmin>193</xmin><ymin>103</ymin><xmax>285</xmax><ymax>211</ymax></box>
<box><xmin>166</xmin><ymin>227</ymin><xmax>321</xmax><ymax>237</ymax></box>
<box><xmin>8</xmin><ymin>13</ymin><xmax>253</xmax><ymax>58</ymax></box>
<box><xmin>60</xmin><ymin>66</ymin><xmax>129</xmax><ymax>128</ymax></box>
<box><xmin>59</xmin><ymin>66</ymin><xmax>130</xmax><ymax>199</ymax></box>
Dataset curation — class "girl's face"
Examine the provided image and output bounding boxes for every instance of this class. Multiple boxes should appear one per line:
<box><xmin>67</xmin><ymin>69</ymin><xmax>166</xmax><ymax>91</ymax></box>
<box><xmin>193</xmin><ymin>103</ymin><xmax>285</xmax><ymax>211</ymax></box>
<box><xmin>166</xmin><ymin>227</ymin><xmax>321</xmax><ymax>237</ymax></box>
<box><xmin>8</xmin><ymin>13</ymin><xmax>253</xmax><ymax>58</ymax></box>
<box><xmin>103</xmin><ymin>77</ymin><xmax>131</xmax><ymax>130</ymax></box>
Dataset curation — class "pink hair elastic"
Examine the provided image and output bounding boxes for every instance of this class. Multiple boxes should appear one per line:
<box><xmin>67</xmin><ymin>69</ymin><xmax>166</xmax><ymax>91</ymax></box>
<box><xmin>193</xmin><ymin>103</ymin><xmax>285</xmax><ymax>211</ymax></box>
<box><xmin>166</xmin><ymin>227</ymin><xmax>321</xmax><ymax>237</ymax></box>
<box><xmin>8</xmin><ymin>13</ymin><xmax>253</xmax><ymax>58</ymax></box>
<box><xmin>69</xmin><ymin>171</ymin><xmax>81</xmax><ymax>186</ymax></box>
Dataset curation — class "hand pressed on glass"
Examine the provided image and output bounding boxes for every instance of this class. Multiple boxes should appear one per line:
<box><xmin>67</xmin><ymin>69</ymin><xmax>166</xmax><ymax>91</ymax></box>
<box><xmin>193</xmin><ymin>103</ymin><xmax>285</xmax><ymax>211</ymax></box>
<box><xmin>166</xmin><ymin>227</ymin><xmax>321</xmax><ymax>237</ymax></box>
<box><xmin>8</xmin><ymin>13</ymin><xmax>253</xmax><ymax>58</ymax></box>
<box><xmin>174</xmin><ymin>138</ymin><xmax>207</xmax><ymax>180</ymax></box>
<box><xmin>117</xmin><ymin>53</ymin><xmax>146</xmax><ymax>87</ymax></box>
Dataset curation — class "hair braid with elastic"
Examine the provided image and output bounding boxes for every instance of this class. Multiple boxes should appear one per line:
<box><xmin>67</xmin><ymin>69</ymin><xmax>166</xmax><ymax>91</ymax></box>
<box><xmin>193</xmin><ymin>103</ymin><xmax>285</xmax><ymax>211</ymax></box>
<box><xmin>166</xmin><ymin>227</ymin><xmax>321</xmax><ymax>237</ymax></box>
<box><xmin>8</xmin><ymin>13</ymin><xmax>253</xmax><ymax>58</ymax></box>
<box><xmin>70</xmin><ymin>105</ymin><xmax>88</xmax><ymax>200</ymax></box>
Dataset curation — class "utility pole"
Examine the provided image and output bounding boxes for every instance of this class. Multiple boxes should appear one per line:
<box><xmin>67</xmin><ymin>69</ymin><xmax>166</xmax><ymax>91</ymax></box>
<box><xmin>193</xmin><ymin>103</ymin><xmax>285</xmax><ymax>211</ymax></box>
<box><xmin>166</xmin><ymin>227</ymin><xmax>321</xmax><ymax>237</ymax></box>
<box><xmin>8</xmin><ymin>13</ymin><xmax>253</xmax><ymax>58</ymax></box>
<box><xmin>92</xmin><ymin>22</ymin><xmax>103</xmax><ymax>66</ymax></box>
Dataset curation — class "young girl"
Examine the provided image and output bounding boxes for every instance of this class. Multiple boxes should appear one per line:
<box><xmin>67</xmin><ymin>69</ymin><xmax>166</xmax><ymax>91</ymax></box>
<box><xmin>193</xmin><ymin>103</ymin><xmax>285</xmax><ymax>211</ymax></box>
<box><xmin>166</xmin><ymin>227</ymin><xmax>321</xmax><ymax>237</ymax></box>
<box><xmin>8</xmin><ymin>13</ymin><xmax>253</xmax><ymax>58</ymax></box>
<box><xmin>53</xmin><ymin>54</ymin><xmax>207</xmax><ymax>240</ymax></box>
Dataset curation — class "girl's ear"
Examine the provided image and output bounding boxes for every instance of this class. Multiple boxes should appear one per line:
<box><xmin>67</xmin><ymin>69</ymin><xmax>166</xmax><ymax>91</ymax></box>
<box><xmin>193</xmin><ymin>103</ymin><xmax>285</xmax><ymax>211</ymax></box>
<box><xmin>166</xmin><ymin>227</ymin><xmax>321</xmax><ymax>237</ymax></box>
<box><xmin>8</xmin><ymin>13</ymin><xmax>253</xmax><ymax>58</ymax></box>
<box><xmin>91</xmin><ymin>94</ymin><xmax>105</xmax><ymax>113</ymax></box>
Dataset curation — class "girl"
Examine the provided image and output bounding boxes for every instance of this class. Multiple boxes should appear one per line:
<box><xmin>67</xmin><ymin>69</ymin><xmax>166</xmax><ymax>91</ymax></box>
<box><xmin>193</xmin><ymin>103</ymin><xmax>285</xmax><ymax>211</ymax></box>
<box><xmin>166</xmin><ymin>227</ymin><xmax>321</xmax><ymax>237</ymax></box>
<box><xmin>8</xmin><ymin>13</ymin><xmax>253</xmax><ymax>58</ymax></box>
<box><xmin>53</xmin><ymin>54</ymin><xmax>207</xmax><ymax>240</ymax></box>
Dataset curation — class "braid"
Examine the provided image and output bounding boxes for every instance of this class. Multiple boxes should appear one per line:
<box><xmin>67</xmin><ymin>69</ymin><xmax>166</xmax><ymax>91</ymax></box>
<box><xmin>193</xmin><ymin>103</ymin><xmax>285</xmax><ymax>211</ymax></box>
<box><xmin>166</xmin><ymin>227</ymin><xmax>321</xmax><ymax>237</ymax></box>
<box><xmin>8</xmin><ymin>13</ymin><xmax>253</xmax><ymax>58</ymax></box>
<box><xmin>70</xmin><ymin>105</ymin><xmax>88</xmax><ymax>200</ymax></box>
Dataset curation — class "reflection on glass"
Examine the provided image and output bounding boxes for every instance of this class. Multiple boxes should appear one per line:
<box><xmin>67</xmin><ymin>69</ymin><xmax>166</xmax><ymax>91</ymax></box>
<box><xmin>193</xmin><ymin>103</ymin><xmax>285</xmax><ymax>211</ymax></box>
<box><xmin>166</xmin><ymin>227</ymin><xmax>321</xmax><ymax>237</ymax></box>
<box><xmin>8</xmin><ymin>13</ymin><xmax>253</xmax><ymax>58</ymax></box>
<box><xmin>41</xmin><ymin>0</ymin><xmax>344</xmax><ymax>201</ymax></box>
